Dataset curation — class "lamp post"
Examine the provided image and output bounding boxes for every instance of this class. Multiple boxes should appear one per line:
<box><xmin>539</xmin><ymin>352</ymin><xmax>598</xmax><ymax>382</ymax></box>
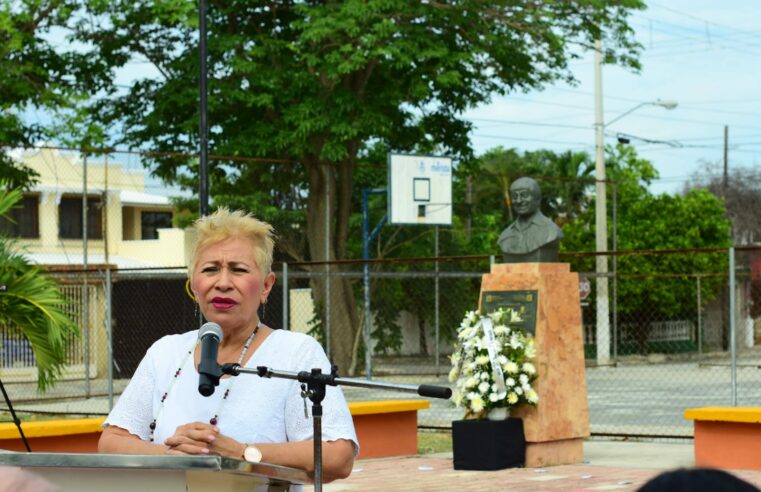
<box><xmin>593</xmin><ymin>40</ymin><xmax>677</xmax><ymax>366</ymax></box>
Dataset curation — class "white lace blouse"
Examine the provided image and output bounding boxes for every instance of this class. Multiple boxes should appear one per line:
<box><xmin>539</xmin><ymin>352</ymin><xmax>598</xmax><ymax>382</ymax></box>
<box><xmin>104</xmin><ymin>329</ymin><xmax>358</xmax><ymax>453</ymax></box>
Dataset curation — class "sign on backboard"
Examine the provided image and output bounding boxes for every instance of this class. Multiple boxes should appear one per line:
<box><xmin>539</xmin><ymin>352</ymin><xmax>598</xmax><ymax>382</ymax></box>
<box><xmin>388</xmin><ymin>153</ymin><xmax>452</xmax><ymax>225</ymax></box>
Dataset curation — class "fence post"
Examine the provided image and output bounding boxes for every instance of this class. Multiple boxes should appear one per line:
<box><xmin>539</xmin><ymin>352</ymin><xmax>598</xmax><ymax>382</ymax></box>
<box><xmin>729</xmin><ymin>247</ymin><xmax>737</xmax><ymax>405</ymax></box>
<box><xmin>612</xmin><ymin>182</ymin><xmax>618</xmax><ymax>362</ymax></box>
<box><xmin>282</xmin><ymin>262</ymin><xmax>289</xmax><ymax>331</ymax></box>
<box><xmin>325</xmin><ymin>263</ymin><xmax>331</xmax><ymax>359</ymax></box>
<box><xmin>697</xmin><ymin>275</ymin><xmax>702</xmax><ymax>357</ymax></box>
<box><xmin>105</xmin><ymin>267</ymin><xmax>114</xmax><ymax>410</ymax></box>
<box><xmin>83</xmin><ymin>272</ymin><xmax>90</xmax><ymax>398</ymax></box>
<box><xmin>434</xmin><ymin>226</ymin><xmax>440</xmax><ymax>376</ymax></box>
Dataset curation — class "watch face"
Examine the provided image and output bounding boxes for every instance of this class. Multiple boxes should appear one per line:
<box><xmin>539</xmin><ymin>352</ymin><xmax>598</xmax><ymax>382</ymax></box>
<box><xmin>244</xmin><ymin>446</ymin><xmax>262</xmax><ymax>463</ymax></box>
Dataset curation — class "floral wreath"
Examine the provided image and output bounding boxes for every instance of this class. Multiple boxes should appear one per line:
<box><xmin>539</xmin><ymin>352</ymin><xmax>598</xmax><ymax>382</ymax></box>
<box><xmin>449</xmin><ymin>308</ymin><xmax>538</xmax><ymax>419</ymax></box>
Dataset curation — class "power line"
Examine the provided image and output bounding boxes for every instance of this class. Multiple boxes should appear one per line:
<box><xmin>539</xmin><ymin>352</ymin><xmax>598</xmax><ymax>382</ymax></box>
<box><xmin>646</xmin><ymin>1</ymin><xmax>758</xmax><ymax>34</ymax></box>
<box><xmin>467</xmin><ymin>118</ymin><xmax>590</xmax><ymax>130</ymax></box>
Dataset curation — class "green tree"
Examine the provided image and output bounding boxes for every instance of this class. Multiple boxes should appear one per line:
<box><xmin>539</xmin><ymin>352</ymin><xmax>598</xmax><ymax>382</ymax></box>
<box><xmin>0</xmin><ymin>0</ymin><xmax>101</xmax><ymax>188</ymax></box>
<box><xmin>70</xmin><ymin>0</ymin><xmax>644</xmax><ymax>372</ymax></box>
<box><xmin>563</xmin><ymin>145</ymin><xmax>731</xmax><ymax>354</ymax></box>
<box><xmin>0</xmin><ymin>186</ymin><xmax>79</xmax><ymax>389</ymax></box>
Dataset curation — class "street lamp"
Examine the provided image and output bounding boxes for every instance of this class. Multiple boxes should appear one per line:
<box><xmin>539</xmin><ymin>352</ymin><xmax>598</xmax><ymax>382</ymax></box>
<box><xmin>606</xmin><ymin>99</ymin><xmax>678</xmax><ymax>127</ymax></box>
<box><xmin>593</xmin><ymin>41</ymin><xmax>677</xmax><ymax>366</ymax></box>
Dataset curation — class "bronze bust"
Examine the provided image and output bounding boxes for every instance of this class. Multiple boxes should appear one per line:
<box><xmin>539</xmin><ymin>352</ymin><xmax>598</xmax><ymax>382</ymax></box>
<box><xmin>498</xmin><ymin>177</ymin><xmax>563</xmax><ymax>263</ymax></box>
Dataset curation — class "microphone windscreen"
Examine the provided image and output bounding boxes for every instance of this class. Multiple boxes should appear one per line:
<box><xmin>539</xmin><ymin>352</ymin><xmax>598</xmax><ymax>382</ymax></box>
<box><xmin>199</xmin><ymin>322</ymin><xmax>223</xmax><ymax>342</ymax></box>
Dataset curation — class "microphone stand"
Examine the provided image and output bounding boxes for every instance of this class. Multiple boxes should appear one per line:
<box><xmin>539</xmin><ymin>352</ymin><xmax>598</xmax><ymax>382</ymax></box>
<box><xmin>221</xmin><ymin>363</ymin><xmax>451</xmax><ymax>492</ymax></box>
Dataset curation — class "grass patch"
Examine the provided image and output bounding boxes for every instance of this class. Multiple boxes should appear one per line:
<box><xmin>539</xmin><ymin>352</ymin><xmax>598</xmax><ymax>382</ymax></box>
<box><xmin>418</xmin><ymin>430</ymin><xmax>452</xmax><ymax>455</ymax></box>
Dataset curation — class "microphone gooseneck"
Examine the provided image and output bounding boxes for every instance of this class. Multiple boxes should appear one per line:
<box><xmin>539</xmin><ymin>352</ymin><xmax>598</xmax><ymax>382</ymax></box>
<box><xmin>198</xmin><ymin>322</ymin><xmax>223</xmax><ymax>396</ymax></box>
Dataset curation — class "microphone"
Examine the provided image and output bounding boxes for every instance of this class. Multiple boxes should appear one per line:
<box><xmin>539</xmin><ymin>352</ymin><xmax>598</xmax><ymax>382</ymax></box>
<box><xmin>198</xmin><ymin>322</ymin><xmax>223</xmax><ymax>396</ymax></box>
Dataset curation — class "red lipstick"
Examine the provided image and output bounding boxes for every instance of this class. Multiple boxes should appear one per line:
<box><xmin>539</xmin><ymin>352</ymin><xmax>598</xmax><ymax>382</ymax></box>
<box><xmin>211</xmin><ymin>297</ymin><xmax>237</xmax><ymax>310</ymax></box>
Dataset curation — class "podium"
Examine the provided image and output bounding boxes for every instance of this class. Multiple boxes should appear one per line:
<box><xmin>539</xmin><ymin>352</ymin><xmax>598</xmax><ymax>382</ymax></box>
<box><xmin>0</xmin><ymin>452</ymin><xmax>309</xmax><ymax>492</ymax></box>
<box><xmin>479</xmin><ymin>263</ymin><xmax>590</xmax><ymax>467</ymax></box>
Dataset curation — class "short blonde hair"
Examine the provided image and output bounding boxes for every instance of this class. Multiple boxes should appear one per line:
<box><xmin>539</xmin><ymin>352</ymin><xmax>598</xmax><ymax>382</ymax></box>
<box><xmin>188</xmin><ymin>207</ymin><xmax>275</xmax><ymax>278</ymax></box>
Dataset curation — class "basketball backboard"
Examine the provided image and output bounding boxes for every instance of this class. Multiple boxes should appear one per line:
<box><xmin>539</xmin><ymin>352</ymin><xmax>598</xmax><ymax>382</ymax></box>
<box><xmin>388</xmin><ymin>153</ymin><xmax>452</xmax><ymax>225</ymax></box>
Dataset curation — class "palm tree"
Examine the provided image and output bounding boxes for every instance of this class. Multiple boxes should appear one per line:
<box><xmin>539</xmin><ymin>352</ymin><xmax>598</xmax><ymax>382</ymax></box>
<box><xmin>0</xmin><ymin>186</ymin><xmax>79</xmax><ymax>390</ymax></box>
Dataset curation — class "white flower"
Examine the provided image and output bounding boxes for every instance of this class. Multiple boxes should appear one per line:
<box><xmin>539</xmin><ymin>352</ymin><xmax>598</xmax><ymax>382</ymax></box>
<box><xmin>525</xmin><ymin>341</ymin><xmax>536</xmax><ymax>358</ymax></box>
<box><xmin>489</xmin><ymin>393</ymin><xmax>500</xmax><ymax>402</ymax></box>
<box><xmin>478</xmin><ymin>381</ymin><xmax>490</xmax><ymax>393</ymax></box>
<box><xmin>465</xmin><ymin>376</ymin><xmax>479</xmax><ymax>388</ymax></box>
<box><xmin>476</xmin><ymin>355</ymin><xmax>490</xmax><ymax>365</ymax></box>
<box><xmin>448</xmin><ymin>367</ymin><xmax>459</xmax><ymax>382</ymax></box>
<box><xmin>497</xmin><ymin>354</ymin><xmax>508</xmax><ymax>365</ymax></box>
<box><xmin>514</xmin><ymin>387</ymin><xmax>523</xmax><ymax>396</ymax></box>
<box><xmin>507</xmin><ymin>392</ymin><xmax>518</xmax><ymax>405</ymax></box>
<box><xmin>494</xmin><ymin>324</ymin><xmax>509</xmax><ymax>336</ymax></box>
<box><xmin>510</xmin><ymin>310</ymin><xmax>523</xmax><ymax>323</ymax></box>
<box><xmin>467</xmin><ymin>391</ymin><xmax>479</xmax><ymax>401</ymax></box>
<box><xmin>480</xmin><ymin>371</ymin><xmax>490</xmax><ymax>381</ymax></box>
<box><xmin>519</xmin><ymin>373</ymin><xmax>529</xmax><ymax>385</ymax></box>
<box><xmin>471</xmin><ymin>395</ymin><xmax>485</xmax><ymax>413</ymax></box>
<box><xmin>466</xmin><ymin>311</ymin><xmax>478</xmax><ymax>324</ymax></box>
<box><xmin>452</xmin><ymin>391</ymin><xmax>463</xmax><ymax>406</ymax></box>
<box><xmin>505</xmin><ymin>362</ymin><xmax>519</xmax><ymax>374</ymax></box>
<box><xmin>526</xmin><ymin>388</ymin><xmax>539</xmax><ymax>404</ymax></box>
<box><xmin>509</xmin><ymin>334</ymin><xmax>522</xmax><ymax>349</ymax></box>
<box><xmin>522</xmin><ymin>362</ymin><xmax>536</xmax><ymax>375</ymax></box>
<box><xmin>505</xmin><ymin>377</ymin><xmax>516</xmax><ymax>387</ymax></box>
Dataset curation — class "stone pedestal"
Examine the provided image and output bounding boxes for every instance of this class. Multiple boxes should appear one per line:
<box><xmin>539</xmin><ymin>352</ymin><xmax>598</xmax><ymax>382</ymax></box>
<box><xmin>479</xmin><ymin>262</ymin><xmax>589</xmax><ymax>467</ymax></box>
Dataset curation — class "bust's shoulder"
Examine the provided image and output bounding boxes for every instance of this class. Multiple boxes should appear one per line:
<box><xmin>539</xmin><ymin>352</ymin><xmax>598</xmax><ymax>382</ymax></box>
<box><xmin>536</xmin><ymin>212</ymin><xmax>561</xmax><ymax>228</ymax></box>
<box><xmin>498</xmin><ymin>221</ymin><xmax>519</xmax><ymax>238</ymax></box>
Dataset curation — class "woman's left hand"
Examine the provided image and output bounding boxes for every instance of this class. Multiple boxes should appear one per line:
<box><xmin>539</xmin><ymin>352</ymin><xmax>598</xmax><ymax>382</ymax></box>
<box><xmin>163</xmin><ymin>422</ymin><xmax>220</xmax><ymax>455</ymax></box>
<box><xmin>164</xmin><ymin>422</ymin><xmax>246</xmax><ymax>459</ymax></box>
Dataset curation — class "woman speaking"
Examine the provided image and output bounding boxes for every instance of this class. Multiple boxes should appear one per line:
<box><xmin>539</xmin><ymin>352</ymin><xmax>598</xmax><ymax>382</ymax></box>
<box><xmin>99</xmin><ymin>208</ymin><xmax>357</xmax><ymax>481</ymax></box>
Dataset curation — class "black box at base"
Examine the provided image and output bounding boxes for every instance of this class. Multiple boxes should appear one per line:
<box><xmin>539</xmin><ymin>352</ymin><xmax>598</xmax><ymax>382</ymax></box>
<box><xmin>452</xmin><ymin>417</ymin><xmax>526</xmax><ymax>471</ymax></box>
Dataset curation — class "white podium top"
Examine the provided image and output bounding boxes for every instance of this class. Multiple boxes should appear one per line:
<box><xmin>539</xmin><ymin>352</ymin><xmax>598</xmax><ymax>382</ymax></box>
<box><xmin>0</xmin><ymin>452</ymin><xmax>309</xmax><ymax>492</ymax></box>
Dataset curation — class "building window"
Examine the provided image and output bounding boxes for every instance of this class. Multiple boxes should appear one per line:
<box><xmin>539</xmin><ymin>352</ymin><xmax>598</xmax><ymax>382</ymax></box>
<box><xmin>141</xmin><ymin>211</ymin><xmax>172</xmax><ymax>239</ymax></box>
<box><xmin>0</xmin><ymin>194</ymin><xmax>39</xmax><ymax>238</ymax></box>
<box><xmin>59</xmin><ymin>196</ymin><xmax>102</xmax><ymax>239</ymax></box>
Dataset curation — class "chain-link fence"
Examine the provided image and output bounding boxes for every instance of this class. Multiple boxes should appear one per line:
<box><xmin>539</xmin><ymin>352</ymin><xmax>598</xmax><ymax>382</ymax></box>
<box><xmin>2</xmin><ymin>247</ymin><xmax>761</xmax><ymax>438</ymax></box>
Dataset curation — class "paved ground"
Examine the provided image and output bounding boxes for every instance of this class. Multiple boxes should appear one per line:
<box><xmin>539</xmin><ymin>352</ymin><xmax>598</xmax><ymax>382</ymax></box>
<box><xmin>304</xmin><ymin>440</ymin><xmax>761</xmax><ymax>491</ymax></box>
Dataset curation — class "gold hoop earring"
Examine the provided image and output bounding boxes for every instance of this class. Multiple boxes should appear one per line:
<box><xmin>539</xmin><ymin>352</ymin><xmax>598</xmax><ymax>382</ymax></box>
<box><xmin>185</xmin><ymin>279</ymin><xmax>196</xmax><ymax>302</ymax></box>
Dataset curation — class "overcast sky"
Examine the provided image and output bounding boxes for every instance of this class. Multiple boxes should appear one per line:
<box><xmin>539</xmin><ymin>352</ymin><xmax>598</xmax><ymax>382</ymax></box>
<box><xmin>464</xmin><ymin>0</ymin><xmax>761</xmax><ymax>195</ymax></box>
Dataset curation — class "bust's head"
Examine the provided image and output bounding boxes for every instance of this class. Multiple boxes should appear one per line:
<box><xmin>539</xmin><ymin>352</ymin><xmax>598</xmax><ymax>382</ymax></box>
<box><xmin>510</xmin><ymin>177</ymin><xmax>541</xmax><ymax>219</ymax></box>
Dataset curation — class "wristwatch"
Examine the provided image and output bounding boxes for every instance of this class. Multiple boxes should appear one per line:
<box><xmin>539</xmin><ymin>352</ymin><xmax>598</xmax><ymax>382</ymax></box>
<box><xmin>243</xmin><ymin>444</ymin><xmax>262</xmax><ymax>463</ymax></box>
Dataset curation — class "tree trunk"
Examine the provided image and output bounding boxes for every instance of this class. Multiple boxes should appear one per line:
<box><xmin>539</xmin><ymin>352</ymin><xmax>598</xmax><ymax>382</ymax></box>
<box><xmin>305</xmin><ymin>158</ymin><xmax>360</xmax><ymax>375</ymax></box>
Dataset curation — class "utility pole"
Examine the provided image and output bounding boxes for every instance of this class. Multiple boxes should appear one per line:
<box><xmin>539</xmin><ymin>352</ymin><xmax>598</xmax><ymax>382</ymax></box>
<box><xmin>594</xmin><ymin>39</ymin><xmax>610</xmax><ymax>366</ymax></box>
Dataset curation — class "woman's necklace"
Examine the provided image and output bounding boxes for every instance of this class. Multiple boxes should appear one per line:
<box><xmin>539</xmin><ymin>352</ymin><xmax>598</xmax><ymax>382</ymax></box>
<box><xmin>148</xmin><ymin>320</ymin><xmax>261</xmax><ymax>442</ymax></box>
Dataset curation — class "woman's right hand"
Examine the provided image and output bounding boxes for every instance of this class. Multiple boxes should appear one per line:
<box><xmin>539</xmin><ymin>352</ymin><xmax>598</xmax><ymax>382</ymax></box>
<box><xmin>163</xmin><ymin>422</ymin><xmax>220</xmax><ymax>455</ymax></box>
